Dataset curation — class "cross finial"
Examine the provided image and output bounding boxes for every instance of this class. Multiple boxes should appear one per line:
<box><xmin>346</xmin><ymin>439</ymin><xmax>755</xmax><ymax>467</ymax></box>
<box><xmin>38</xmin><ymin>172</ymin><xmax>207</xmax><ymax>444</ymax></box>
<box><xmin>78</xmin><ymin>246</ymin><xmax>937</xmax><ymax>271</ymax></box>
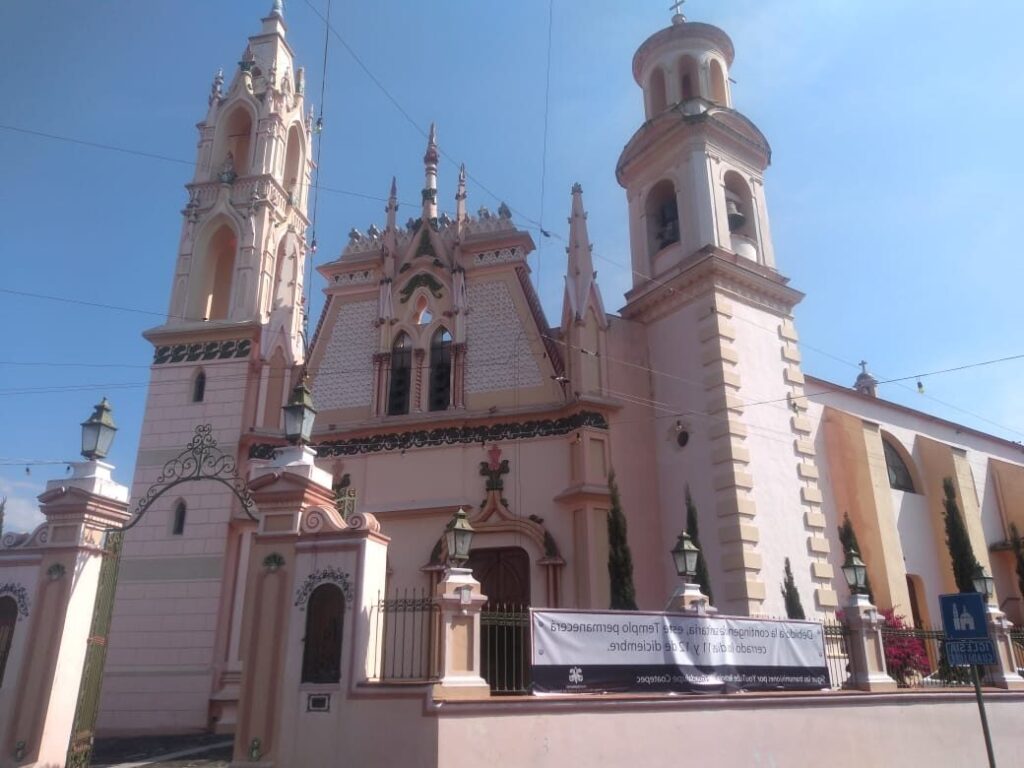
<box><xmin>670</xmin><ymin>0</ymin><xmax>686</xmax><ymax>23</ymax></box>
<box><xmin>859</xmin><ymin>360</ymin><xmax>869</xmax><ymax>374</ymax></box>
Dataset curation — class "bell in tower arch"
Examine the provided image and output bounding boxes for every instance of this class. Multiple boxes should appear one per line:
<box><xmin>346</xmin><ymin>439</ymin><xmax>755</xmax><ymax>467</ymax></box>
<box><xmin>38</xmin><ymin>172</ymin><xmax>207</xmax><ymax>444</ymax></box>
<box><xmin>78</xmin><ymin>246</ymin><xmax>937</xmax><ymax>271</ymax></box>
<box><xmin>726</xmin><ymin>196</ymin><xmax>746</xmax><ymax>233</ymax></box>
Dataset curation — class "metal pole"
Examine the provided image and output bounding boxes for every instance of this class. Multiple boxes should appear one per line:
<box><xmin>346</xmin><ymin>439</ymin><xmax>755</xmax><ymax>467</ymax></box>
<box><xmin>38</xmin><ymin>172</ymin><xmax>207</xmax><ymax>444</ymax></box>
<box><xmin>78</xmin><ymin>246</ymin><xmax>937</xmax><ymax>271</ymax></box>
<box><xmin>971</xmin><ymin>664</ymin><xmax>997</xmax><ymax>768</ymax></box>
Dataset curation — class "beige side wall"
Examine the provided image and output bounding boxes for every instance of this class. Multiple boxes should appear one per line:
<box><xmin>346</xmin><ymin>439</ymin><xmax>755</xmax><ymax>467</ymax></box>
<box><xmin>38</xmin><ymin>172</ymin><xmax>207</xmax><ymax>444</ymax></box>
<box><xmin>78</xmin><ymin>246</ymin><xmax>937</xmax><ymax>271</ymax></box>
<box><xmin>432</xmin><ymin>694</ymin><xmax>1024</xmax><ymax>768</ymax></box>
<box><xmin>820</xmin><ymin>407</ymin><xmax>911</xmax><ymax>613</ymax></box>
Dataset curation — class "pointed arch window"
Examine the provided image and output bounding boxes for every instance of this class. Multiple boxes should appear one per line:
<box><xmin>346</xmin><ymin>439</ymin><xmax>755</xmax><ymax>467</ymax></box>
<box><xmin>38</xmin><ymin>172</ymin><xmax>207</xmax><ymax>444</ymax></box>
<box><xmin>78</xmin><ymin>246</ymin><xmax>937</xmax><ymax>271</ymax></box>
<box><xmin>192</xmin><ymin>370</ymin><xmax>206</xmax><ymax>403</ymax></box>
<box><xmin>0</xmin><ymin>596</ymin><xmax>17</xmax><ymax>687</ymax></box>
<box><xmin>301</xmin><ymin>584</ymin><xmax>344</xmax><ymax>684</ymax></box>
<box><xmin>387</xmin><ymin>333</ymin><xmax>412</xmax><ymax>416</ymax></box>
<box><xmin>172</xmin><ymin>501</ymin><xmax>187</xmax><ymax>536</ymax></box>
<box><xmin>882</xmin><ymin>438</ymin><xmax>916</xmax><ymax>493</ymax></box>
<box><xmin>429</xmin><ymin>328</ymin><xmax>453</xmax><ymax>412</ymax></box>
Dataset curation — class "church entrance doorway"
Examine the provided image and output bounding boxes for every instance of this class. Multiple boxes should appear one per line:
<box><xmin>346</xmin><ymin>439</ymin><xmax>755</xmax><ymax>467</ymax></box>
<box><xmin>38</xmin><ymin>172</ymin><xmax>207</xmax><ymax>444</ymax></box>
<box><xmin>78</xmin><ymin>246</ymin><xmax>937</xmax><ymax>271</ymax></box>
<box><xmin>469</xmin><ymin>547</ymin><xmax>530</xmax><ymax>694</ymax></box>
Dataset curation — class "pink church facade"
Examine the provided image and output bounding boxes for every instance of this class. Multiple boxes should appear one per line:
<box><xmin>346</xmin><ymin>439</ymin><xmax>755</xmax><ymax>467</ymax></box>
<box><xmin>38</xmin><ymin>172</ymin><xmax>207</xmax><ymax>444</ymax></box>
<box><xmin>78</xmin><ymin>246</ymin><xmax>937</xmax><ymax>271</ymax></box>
<box><xmin>75</xmin><ymin>3</ymin><xmax>1024</xmax><ymax>740</ymax></box>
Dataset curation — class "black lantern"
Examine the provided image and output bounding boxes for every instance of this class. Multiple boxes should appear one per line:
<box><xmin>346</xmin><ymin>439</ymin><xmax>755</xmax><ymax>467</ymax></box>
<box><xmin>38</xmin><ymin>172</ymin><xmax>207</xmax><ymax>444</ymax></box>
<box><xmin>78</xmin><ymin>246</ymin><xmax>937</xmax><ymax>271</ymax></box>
<box><xmin>972</xmin><ymin>565</ymin><xmax>994</xmax><ymax>599</ymax></box>
<box><xmin>671</xmin><ymin>531</ymin><xmax>700</xmax><ymax>582</ymax></box>
<box><xmin>842</xmin><ymin>547</ymin><xmax>868</xmax><ymax>595</ymax></box>
<box><xmin>444</xmin><ymin>507</ymin><xmax>475</xmax><ymax>567</ymax></box>
<box><xmin>282</xmin><ymin>379</ymin><xmax>317</xmax><ymax>445</ymax></box>
<box><xmin>81</xmin><ymin>398</ymin><xmax>117</xmax><ymax>460</ymax></box>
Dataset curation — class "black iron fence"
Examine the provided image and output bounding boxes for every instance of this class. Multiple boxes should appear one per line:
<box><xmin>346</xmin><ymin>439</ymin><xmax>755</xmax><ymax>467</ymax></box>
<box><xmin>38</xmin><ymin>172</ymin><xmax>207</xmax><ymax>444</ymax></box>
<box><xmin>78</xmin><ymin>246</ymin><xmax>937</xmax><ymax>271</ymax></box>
<box><xmin>822</xmin><ymin>619</ymin><xmax>851</xmax><ymax>690</ymax></box>
<box><xmin>366</xmin><ymin>598</ymin><xmax>1012</xmax><ymax>694</ymax></box>
<box><xmin>1010</xmin><ymin>629</ymin><xmax>1024</xmax><ymax>673</ymax></box>
<box><xmin>369</xmin><ymin>589</ymin><xmax>439</xmax><ymax>682</ymax></box>
<box><xmin>481</xmin><ymin>604</ymin><xmax>531</xmax><ymax>695</ymax></box>
<box><xmin>878</xmin><ymin>625</ymin><xmax>995</xmax><ymax>688</ymax></box>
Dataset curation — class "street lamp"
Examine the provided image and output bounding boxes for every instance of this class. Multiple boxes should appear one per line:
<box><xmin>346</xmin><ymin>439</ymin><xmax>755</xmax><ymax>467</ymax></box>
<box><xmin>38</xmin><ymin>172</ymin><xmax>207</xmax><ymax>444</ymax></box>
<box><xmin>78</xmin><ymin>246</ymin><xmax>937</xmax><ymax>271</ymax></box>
<box><xmin>842</xmin><ymin>547</ymin><xmax>868</xmax><ymax>595</ymax></box>
<box><xmin>972</xmin><ymin>565</ymin><xmax>995</xmax><ymax>599</ymax></box>
<box><xmin>671</xmin><ymin>531</ymin><xmax>700</xmax><ymax>583</ymax></box>
<box><xmin>80</xmin><ymin>397</ymin><xmax>117</xmax><ymax>460</ymax></box>
<box><xmin>282</xmin><ymin>378</ymin><xmax>317</xmax><ymax>445</ymax></box>
<box><xmin>444</xmin><ymin>507</ymin><xmax>475</xmax><ymax>568</ymax></box>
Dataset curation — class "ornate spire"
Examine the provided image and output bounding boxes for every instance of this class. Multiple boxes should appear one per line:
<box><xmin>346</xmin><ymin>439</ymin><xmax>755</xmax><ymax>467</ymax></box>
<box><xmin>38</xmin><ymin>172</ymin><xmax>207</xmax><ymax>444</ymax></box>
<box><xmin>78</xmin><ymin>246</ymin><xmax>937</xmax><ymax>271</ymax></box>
<box><xmin>564</xmin><ymin>183</ymin><xmax>602</xmax><ymax>323</ymax></box>
<box><xmin>271</xmin><ymin>0</ymin><xmax>284</xmax><ymax>18</ymax></box>
<box><xmin>422</xmin><ymin>123</ymin><xmax>439</xmax><ymax>221</ymax></box>
<box><xmin>386</xmin><ymin>177</ymin><xmax>398</xmax><ymax>231</ymax></box>
<box><xmin>208</xmin><ymin>68</ymin><xmax>224</xmax><ymax>106</ymax></box>
<box><xmin>455</xmin><ymin>163</ymin><xmax>468</xmax><ymax>229</ymax></box>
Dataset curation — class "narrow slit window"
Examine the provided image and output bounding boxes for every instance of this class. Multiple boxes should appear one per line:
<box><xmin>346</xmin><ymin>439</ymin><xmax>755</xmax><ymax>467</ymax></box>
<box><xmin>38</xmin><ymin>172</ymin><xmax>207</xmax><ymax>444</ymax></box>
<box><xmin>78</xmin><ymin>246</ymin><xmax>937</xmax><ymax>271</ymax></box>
<box><xmin>172</xmin><ymin>501</ymin><xmax>187</xmax><ymax>536</ymax></box>
<box><xmin>192</xmin><ymin>370</ymin><xmax>206</xmax><ymax>403</ymax></box>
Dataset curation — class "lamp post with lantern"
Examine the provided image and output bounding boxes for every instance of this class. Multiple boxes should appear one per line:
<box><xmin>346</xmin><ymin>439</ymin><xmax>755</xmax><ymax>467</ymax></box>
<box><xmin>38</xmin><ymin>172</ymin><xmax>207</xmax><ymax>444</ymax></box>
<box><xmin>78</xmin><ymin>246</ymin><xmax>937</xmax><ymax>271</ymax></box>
<box><xmin>433</xmin><ymin>507</ymin><xmax>490</xmax><ymax>699</ymax></box>
<box><xmin>839</xmin><ymin>546</ymin><xmax>897</xmax><ymax>691</ymax></box>
<box><xmin>666</xmin><ymin>530</ymin><xmax>713</xmax><ymax>614</ymax></box>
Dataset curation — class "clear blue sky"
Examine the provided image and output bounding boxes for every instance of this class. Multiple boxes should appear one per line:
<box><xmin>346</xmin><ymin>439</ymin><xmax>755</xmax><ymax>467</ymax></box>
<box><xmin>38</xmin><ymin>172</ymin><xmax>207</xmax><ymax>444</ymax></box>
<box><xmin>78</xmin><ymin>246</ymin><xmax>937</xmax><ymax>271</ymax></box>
<box><xmin>3</xmin><ymin>0</ymin><xmax>1023</xmax><ymax>532</ymax></box>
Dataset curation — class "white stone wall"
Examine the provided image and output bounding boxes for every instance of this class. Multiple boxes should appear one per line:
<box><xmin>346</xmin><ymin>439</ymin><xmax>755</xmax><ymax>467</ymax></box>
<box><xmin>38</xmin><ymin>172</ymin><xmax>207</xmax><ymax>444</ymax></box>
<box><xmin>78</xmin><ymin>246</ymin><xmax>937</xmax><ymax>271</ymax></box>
<box><xmin>312</xmin><ymin>300</ymin><xmax>377</xmax><ymax>411</ymax></box>
<box><xmin>100</xmin><ymin>357</ymin><xmax>253</xmax><ymax>733</ymax></box>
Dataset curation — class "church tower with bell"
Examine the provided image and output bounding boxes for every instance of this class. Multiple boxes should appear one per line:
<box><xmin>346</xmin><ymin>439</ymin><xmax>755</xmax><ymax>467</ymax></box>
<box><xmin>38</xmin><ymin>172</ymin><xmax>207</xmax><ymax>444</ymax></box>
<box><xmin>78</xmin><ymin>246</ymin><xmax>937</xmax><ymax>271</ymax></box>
<box><xmin>619</xmin><ymin>4</ymin><xmax>836</xmax><ymax>617</ymax></box>
<box><xmin>100</xmin><ymin>1</ymin><xmax>314</xmax><ymax>734</ymax></box>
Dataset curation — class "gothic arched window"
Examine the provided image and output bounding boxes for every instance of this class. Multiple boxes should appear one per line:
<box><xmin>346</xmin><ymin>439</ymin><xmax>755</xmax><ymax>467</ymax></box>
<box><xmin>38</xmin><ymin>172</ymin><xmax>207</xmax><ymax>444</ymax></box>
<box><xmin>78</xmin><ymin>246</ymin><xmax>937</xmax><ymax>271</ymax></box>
<box><xmin>192</xmin><ymin>370</ymin><xmax>206</xmax><ymax>403</ymax></box>
<box><xmin>387</xmin><ymin>333</ymin><xmax>412</xmax><ymax>416</ymax></box>
<box><xmin>301</xmin><ymin>584</ymin><xmax>344</xmax><ymax>684</ymax></box>
<box><xmin>883</xmin><ymin>438</ymin><xmax>916</xmax><ymax>493</ymax></box>
<box><xmin>429</xmin><ymin>328</ymin><xmax>453</xmax><ymax>412</ymax></box>
<box><xmin>0</xmin><ymin>596</ymin><xmax>17</xmax><ymax>688</ymax></box>
<box><xmin>172</xmin><ymin>501</ymin><xmax>187</xmax><ymax>536</ymax></box>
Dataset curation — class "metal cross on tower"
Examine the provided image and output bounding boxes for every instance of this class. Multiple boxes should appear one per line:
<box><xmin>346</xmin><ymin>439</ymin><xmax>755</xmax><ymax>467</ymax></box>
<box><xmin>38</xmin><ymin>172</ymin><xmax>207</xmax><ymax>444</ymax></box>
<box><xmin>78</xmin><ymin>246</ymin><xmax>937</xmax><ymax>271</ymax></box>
<box><xmin>670</xmin><ymin>0</ymin><xmax>686</xmax><ymax>20</ymax></box>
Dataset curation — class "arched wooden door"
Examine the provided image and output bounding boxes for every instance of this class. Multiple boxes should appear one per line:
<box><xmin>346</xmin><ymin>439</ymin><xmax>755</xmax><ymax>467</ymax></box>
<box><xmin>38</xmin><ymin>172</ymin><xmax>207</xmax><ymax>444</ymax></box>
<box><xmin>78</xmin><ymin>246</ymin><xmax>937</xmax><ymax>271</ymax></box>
<box><xmin>468</xmin><ymin>547</ymin><xmax>530</xmax><ymax>694</ymax></box>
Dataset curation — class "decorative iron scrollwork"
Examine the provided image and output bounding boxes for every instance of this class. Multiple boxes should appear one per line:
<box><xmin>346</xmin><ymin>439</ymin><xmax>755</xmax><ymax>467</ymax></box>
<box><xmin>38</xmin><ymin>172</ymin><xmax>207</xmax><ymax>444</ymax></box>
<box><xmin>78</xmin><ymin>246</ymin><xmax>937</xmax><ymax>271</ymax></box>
<box><xmin>125</xmin><ymin>424</ymin><xmax>257</xmax><ymax>530</ymax></box>
<box><xmin>294</xmin><ymin>566</ymin><xmax>355</xmax><ymax>609</ymax></box>
<box><xmin>0</xmin><ymin>582</ymin><xmax>29</xmax><ymax>619</ymax></box>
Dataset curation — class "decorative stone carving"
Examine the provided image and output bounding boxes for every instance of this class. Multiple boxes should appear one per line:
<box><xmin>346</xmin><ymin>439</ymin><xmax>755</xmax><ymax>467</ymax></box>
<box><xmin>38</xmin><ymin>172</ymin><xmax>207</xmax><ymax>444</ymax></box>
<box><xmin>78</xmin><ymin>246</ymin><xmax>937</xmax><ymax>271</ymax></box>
<box><xmin>152</xmin><ymin>339</ymin><xmax>252</xmax><ymax>365</ymax></box>
<box><xmin>249</xmin><ymin>411</ymin><xmax>610</xmax><ymax>460</ymax></box>
<box><xmin>470</xmin><ymin>248</ymin><xmax>522</xmax><ymax>266</ymax></box>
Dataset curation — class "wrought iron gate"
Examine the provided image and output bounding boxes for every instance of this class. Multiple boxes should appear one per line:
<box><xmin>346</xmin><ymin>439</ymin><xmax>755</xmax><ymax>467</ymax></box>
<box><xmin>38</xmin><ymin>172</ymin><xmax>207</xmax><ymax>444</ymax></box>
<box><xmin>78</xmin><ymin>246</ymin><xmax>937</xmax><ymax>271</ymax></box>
<box><xmin>66</xmin><ymin>530</ymin><xmax>124</xmax><ymax>768</ymax></box>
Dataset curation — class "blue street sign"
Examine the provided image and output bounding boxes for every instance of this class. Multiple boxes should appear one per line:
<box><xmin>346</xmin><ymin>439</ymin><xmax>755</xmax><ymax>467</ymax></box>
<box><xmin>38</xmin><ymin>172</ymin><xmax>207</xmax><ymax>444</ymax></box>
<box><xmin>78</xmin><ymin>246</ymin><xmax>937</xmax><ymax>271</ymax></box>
<box><xmin>945</xmin><ymin>639</ymin><xmax>998</xmax><ymax>666</ymax></box>
<box><xmin>940</xmin><ymin>593</ymin><xmax>997</xmax><ymax>666</ymax></box>
<box><xmin>940</xmin><ymin>593</ymin><xmax>989</xmax><ymax>640</ymax></box>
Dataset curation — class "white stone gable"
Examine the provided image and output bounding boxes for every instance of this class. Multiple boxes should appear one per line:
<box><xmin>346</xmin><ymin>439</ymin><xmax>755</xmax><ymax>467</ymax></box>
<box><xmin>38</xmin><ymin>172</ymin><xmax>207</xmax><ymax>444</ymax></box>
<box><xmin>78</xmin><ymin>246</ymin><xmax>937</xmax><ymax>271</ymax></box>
<box><xmin>465</xmin><ymin>281</ymin><xmax>543</xmax><ymax>393</ymax></box>
<box><xmin>312</xmin><ymin>300</ymin><xmax>377</xmax><ymax>410</ymax></box>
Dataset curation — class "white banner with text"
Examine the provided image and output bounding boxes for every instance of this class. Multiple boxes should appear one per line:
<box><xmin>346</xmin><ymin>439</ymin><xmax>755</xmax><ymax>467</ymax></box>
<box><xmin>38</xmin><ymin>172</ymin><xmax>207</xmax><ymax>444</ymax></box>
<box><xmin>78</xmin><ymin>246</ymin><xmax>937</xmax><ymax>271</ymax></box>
<box><xmin>531</xmin><ymin>609</ymin><xmax>829</xmax><ymax>694</ymax></box>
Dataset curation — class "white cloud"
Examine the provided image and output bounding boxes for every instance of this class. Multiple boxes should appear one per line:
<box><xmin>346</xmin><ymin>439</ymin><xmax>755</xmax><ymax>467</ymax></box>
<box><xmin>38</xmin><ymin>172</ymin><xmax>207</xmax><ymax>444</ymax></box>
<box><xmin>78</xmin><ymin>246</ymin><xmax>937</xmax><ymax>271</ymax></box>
<box><xmin>0</xmin><ymin>477</ymin><xmax>45</xmax><ymax>534</ymax></box>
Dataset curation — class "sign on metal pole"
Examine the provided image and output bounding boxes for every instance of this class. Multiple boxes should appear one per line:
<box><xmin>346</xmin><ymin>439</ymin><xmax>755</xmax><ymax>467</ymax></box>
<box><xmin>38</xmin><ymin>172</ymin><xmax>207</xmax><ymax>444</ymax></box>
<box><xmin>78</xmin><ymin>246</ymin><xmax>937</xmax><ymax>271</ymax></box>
<box><xmin>939</xmin><ymin>592</ymin><xmax>997</xmax><ymax>666</ymax></box>
<box><xmin>939</xmin><ymin>592</ymin><xmax>998</xmax><ymax>768</ymax></box>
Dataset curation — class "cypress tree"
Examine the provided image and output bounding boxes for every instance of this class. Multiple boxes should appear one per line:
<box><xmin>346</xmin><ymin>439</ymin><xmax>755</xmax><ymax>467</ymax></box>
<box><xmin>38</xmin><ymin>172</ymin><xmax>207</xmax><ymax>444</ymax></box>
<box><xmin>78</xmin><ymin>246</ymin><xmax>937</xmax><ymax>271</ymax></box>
<box><xmin>1010</xmin><ymin>523</ymin><xmax>1024</xmax><ymax>601</ymax></box>
<box><xmin>781</xmin><ymin>558</ymin><xmax>806</xmax><ymax>620</ymax></box>
<box><xmin>837</xmin><ymin>512</ymin><xmax>874</xmax><ymax>603</ymax></box>
<box><xmin>941</xmin><ymin>477</ymin><xmax>981</xmax><ymax>593</ymax></box>
<box><xmin>684</xmin><ymin>486</ymin><xmax>713</xmax><ymax>603</ymax></box>
<box><xmin>607</xmin><ymin>471</ymin><xmax>638</xmax><ymax>610</ymax></box>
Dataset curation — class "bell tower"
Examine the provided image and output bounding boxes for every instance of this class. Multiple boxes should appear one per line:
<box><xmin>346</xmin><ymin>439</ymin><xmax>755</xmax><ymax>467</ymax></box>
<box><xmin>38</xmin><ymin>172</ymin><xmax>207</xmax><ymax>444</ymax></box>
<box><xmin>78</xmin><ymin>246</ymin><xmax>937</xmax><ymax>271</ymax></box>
<box><xmin>101</xmin><ymin>1</ymin><xmax>314</xmax><ymax>734</ymax></box>
<box><xmin>619</xmin><ymin>9</ymin><xmax>836</xmax><ymax>617</ymax></box>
